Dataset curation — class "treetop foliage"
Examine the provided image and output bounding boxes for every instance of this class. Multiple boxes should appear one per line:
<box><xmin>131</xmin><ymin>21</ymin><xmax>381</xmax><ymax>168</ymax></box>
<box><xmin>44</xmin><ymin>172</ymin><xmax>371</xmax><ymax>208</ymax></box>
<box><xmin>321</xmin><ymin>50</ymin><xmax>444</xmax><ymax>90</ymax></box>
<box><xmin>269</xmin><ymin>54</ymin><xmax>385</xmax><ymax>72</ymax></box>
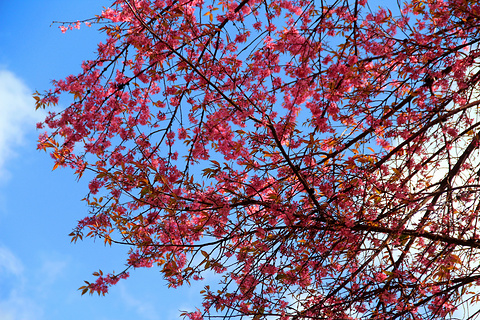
<box><xmin>37</xmin><ymin>0</ymin><xmax>480</xmax><ymax>318</ymax></box>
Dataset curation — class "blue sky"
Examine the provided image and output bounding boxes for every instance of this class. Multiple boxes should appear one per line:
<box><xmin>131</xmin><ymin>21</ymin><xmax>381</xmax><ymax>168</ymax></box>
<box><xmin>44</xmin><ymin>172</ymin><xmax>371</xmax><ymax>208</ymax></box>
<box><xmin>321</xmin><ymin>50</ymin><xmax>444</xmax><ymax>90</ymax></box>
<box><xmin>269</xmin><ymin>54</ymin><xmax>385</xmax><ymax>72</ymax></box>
<box><xmin>0</xmin><ymin>1</ymin><xmax>204</xmax><ymax>319</ymax></box>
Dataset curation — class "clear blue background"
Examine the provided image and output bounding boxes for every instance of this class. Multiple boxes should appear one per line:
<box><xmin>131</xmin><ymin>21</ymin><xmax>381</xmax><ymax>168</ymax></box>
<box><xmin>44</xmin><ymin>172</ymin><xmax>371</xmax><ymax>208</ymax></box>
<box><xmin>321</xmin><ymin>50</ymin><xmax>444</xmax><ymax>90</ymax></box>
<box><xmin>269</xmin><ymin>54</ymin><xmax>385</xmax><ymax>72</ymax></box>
<box><xmin>0</xmin><ymin>1</ymin><xmax>203</xmax><ymax>319</ymax></box>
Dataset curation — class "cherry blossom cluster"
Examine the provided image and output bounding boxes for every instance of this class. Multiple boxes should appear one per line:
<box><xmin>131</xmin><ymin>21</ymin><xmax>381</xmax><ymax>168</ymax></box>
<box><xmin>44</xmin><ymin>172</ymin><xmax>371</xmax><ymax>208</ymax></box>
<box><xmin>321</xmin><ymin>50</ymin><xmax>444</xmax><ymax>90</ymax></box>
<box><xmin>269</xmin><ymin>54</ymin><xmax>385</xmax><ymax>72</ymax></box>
<box><xmin>38</xmin><ymin>0</ymin><xmax>480</xmax><ymax>318</ymax></box>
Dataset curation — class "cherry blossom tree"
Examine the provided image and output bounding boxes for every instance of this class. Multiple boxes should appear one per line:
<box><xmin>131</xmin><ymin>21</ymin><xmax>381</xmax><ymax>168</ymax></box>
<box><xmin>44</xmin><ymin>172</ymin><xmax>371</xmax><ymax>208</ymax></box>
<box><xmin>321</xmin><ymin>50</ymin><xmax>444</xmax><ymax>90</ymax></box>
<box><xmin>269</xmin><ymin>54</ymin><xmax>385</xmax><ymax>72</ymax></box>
<box><xmin>36</xmin><ymin>0</ymin><xmax>480</xmax><ymax>318</ymax></box>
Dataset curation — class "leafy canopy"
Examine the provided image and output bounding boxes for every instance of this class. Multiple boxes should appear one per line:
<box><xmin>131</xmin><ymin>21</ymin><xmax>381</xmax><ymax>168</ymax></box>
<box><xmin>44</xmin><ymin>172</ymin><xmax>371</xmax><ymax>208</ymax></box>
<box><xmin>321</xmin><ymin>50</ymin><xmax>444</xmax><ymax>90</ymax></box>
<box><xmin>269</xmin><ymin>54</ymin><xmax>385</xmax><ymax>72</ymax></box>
<box><xmin>37</xmin><ymin>0</ymin><xmax>480</xmax><ymax>319</ymax></box>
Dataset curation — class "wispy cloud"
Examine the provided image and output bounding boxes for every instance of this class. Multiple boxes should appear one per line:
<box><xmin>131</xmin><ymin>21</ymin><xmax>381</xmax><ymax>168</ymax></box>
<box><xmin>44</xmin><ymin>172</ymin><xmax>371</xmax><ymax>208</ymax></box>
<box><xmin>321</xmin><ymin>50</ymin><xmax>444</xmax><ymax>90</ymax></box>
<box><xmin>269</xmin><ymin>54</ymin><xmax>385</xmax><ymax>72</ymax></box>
<box><xmin>0</xmin><ymin>244</ymin><xmax>24</xmax><ymax>276</ymax></box>
<box><xmin>0</xmin><ymin>244</ymin><xmax>43</xmax><ymax>320</ymax></box>
<box><xmin>0</xmin><ymin>291</ymin><xmax>43</xmax><ymax>320</ymax></box>
<box><xmin>0</xmin><ymin>69</ymin><xmax>44</xmax><ymax>180</ymax></box>
<box><xmin>118</xmin><ymin>283</ymin><xmax>161</xmax><ymax>320</ymax></box>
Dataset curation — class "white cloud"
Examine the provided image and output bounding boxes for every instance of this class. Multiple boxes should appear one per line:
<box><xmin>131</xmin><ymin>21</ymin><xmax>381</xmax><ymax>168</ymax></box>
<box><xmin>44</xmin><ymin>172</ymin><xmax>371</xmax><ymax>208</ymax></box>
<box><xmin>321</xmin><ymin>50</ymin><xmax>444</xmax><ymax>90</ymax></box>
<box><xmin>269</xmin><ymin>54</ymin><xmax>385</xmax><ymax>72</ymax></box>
<box><xmin>0</xmin><ymin>69</ymin><xmax>44</xmax><ymax>180</ymax></box>
<box><xmin>0</xmin><ymin>291</ymin><xmax>43</xmax><ymax>320</ymax></box>
<box><xmin>0</xmin><ymin>244</ymin><xmax>24</xmax><ymax>277</ymax></box>
<box><xmin>37</xmin><ymin>254</ymin><xmax>68</xmax><ymax>288</ymax></box>
<box><xmin>118</xmin><ymin>283</ymin><xmax>161</xmax><ymax>320</ymax></box>
<box><xmin>0</xmin><ymin>245</ymin><xmax>43</xmax><ymax>320</ymax></box>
